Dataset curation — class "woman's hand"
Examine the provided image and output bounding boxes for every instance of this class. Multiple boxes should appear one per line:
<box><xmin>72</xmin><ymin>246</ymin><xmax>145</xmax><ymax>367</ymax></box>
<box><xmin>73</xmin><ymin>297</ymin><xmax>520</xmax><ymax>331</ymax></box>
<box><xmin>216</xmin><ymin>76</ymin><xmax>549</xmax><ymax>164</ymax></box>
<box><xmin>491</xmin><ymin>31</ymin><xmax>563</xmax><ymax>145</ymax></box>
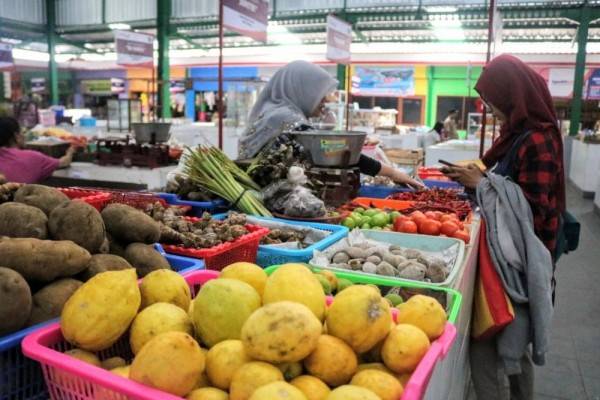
<box><xmin>391</xmin><ymin>169</ymin><xmax>427</xmax><ymax>190</ymax></box>
<box><xmin>442</xmin><ymin>164</ymin><xmax>484</xmax><ymax>189</ymax></box>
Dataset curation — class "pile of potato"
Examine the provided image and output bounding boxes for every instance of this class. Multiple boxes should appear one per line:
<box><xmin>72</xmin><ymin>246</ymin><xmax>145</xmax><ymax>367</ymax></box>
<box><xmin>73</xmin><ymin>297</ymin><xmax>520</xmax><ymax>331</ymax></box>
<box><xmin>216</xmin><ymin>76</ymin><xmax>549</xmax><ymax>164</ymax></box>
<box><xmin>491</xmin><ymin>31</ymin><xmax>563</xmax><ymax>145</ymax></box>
<box><xmin>0</xmin><ymin>184</ymin><xmax>171</xmax><ymax>336</ymax></box>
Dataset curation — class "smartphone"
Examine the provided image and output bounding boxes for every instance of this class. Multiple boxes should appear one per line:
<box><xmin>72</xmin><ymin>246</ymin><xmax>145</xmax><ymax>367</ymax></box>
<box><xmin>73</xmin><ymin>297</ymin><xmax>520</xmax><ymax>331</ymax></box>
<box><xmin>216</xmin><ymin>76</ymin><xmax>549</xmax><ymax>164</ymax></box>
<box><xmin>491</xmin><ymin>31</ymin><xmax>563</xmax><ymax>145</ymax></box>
<box><xmin>438</xmin><ymin>159</ymin><xmax>460</xmax><ymax>168</ymax></box>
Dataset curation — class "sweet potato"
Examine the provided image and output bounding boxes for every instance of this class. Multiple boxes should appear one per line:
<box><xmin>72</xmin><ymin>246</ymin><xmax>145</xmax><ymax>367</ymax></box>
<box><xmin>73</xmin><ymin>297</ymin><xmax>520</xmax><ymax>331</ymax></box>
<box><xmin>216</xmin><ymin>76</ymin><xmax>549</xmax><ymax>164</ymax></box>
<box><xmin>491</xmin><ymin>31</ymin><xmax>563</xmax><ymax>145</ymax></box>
<box><xmin>49</xmin><ymin>200</ymin><xmax>106</xmax><ymax>253</ymax></box>
<box><xmin>14</xmin><ymin>184</ymin><xmax>70</xmax><ymax>215</ymax></box>
<box><xmin>79</xmin><ymin>254</ymin><xmax>133</xmax><ymax>281</ymax></box>
<box><xmin>26</xmin><ymin>278</ymin><xmax>83</xmax><ymax>326</ymax></box>
<box><xmin>0</xmin><ymin>202</ymin><xmax>48</xmax><ymax>239</ymax></box>
<box><xmin>101</xmin><ymin>204</ymin><xmax>160</xmax><ymax>245</ymax></box>
<box><xmin>0</xmin><ymin>267</ymin><xmax>32</xmax><ymax>335</ymax></box>
<box><xmin>124</xmin><ymin>243</ymin><xmax>171</xmax><ymax>277</ymax></box>
<box><xmin>0</xmin><ymin>237</ymin><xmax>91</xmax><ymax>281</ymax></box>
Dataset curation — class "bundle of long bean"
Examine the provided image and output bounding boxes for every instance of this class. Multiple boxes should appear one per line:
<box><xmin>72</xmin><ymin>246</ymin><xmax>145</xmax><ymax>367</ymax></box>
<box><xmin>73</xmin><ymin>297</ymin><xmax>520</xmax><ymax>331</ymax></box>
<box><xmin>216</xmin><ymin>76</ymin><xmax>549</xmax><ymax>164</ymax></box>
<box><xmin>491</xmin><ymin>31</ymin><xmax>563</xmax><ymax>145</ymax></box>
<box><xmin>184</xmin><ymin>146</ymin><xmax>271</xmax><ymax>217</ymax></box>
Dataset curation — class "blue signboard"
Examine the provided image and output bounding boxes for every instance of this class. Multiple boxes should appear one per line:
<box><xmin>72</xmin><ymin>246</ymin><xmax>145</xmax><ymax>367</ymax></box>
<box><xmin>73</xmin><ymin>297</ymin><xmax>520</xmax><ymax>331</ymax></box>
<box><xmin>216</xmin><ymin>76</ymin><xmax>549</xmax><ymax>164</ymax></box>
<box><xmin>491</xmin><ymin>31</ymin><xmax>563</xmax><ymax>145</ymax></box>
<box><xmin>352</xmin><ymin>66</ymin><xmax>415</xmax><ymax>97</ymax></box>
<box><xmin>587</xmin><ymin>69</ymin><xmax>600</xmax><ymax>100</ymax></box>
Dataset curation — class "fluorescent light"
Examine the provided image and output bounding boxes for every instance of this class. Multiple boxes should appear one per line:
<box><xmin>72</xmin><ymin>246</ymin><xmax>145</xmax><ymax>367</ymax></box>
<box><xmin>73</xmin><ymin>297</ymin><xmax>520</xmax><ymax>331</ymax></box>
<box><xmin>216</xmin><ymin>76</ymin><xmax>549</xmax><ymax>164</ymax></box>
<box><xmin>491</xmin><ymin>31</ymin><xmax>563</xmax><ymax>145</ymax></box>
<box><xmin>84</xmin><ymin>43</ymin><xmax>95</xmax><ymax>49</ymax></box>
<box><xmin>267</xmin><ymin>22</ymin><xmax>302</xmax><ymax>45</ymax></box>
<box><xmin>1</xmin><ymin>38</ymin><xmax>21</xmax><ymax>44</ymax></box>
<box><xmin>12</xmin><ymin>48</ymin><xmax>49</xmax><ymax>62</ymax></box>
<box><xmin>425</xmin><ymin>6</ymin><xmax>458</xmax><ymax>13</ymax></box>
<box><xmin>431</xmin><ymin>19</ymin><xmax>464</xmax><ymax>41</ymax></box>
<box><xmin>108</xmin><ymin>23</ymin><xmax>131</xmax><ymax>30</ymax></box>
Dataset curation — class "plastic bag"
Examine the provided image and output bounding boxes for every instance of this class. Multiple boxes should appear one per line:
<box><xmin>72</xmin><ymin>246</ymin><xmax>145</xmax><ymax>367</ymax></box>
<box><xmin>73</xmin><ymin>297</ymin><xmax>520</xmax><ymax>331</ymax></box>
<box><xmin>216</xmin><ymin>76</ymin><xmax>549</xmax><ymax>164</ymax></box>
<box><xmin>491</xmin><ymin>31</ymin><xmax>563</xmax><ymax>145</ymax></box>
<box><xmin>262</xmin><ymin>166</ymin><xmax>326</xmax><ymax>218</ymax></box>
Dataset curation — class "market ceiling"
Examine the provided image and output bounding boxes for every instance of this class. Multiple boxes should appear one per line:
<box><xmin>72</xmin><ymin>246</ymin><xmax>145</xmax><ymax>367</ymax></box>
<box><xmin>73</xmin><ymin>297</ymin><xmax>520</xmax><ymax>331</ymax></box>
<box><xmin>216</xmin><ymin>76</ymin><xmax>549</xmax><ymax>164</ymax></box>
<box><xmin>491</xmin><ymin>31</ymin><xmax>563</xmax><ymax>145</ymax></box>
<box><xmin>1</xmin><ymin>0</ymin><xmax>599</xmax><ymax>55</ymax></box>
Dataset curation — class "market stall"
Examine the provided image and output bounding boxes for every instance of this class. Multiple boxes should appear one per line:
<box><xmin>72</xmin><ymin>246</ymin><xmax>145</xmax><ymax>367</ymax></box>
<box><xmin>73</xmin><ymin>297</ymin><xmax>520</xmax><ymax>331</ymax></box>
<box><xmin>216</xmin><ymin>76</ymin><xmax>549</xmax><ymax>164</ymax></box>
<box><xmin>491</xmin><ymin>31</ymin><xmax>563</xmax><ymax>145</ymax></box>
<box><xmin>568</xmin><ymin>137</ymin><xmax>600</xmax><ymax>198</ymax></box>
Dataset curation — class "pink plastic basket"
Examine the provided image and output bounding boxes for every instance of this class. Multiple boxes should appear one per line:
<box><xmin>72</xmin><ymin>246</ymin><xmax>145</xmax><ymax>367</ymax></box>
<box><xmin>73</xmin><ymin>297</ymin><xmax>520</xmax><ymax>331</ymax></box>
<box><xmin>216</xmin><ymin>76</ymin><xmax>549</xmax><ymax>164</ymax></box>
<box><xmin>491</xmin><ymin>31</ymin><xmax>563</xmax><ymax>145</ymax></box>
<box><xmin>22</xmin><ymin>269</ymin><xmax>456</xmax><ymax>400</ymax></box>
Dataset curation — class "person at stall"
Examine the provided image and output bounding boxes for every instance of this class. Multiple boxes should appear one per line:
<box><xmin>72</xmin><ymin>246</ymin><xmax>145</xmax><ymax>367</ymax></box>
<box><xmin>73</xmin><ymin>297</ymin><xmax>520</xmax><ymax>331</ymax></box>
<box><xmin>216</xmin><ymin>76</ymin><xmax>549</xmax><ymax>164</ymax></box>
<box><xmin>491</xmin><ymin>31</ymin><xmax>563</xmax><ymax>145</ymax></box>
<box><xmin>443</xmin><ymin>109</ymin><xmax>459</xmax><ymax>140</ymax></box>
<box><xmin>443</xmin><ymin>54</ymin><xmax>564</xmax><ymax>400</ymax></box>
<box><xmin>0</xmin><ymin>117</ymin><xmax>74</xmax><ymax>183</ymax></box>
<box><xmin>238</xmin><ymin>60</ymin><xmax>424</xmax><ymax>188</ymax></box>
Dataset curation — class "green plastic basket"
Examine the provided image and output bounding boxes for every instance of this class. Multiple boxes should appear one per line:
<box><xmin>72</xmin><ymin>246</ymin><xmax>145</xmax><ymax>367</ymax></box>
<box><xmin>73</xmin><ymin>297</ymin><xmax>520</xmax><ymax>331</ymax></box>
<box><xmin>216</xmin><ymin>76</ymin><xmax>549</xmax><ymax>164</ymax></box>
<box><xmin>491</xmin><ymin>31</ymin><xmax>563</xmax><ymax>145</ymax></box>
<box><xmin>264</xmin><ymin>265</ymin><xmax>462</xmax><ymax>324</ymax></box>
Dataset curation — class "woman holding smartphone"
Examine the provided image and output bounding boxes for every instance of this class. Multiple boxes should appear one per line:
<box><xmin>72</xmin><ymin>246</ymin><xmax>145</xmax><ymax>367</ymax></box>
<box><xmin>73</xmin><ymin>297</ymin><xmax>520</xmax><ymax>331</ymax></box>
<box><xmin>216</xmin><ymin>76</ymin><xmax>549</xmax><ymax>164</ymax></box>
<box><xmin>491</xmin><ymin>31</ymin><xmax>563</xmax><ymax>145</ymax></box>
<box><xmin>444</xmin><ymin>54</ymin><xmax>565</xmax><ymax>400</ymax></box>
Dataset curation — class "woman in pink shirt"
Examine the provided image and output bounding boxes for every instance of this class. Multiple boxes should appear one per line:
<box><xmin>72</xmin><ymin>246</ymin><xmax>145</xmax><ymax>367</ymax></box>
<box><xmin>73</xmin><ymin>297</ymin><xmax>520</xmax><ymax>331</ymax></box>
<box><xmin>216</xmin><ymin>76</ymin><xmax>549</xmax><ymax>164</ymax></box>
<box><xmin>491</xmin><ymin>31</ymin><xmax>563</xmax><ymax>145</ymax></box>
<box><xmin>0</xmin><ymin>117</ymin><xmax>74</xmax><ymax>183</ymax></box>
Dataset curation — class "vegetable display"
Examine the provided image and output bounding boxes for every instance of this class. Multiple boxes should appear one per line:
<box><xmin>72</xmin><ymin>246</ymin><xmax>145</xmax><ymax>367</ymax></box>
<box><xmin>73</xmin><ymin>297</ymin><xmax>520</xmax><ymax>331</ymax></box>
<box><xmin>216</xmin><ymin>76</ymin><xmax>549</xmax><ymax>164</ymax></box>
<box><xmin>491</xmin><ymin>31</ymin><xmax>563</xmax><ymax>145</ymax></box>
<box><xmin>184</xmin><ymin>146</ymin><xmax>271</xmax><ymax>217</ymax></box>
<box><xmin>54</xmin><ymin>263</ymin><xmax>448</xmax><ymax>399</ymax></box>
<box><xmin>247</xmin><ymin>135</ymin><xmax>308</xmax><ymax>188</ymax></box>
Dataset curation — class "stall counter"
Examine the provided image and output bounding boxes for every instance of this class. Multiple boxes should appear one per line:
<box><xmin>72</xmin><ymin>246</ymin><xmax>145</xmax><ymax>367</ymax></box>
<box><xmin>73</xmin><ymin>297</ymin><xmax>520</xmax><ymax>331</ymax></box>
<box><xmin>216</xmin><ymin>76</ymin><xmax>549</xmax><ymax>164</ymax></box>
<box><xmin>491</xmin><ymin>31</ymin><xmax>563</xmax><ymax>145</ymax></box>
<box><xmin>569</xmin><ymin>138</ymin><xmax>600</xmax><ymax>198</ymax></box>
<box><xmin>50</xmin><ymin>162</ymin><xmax>177</xmax><ymax>191</ymax></box>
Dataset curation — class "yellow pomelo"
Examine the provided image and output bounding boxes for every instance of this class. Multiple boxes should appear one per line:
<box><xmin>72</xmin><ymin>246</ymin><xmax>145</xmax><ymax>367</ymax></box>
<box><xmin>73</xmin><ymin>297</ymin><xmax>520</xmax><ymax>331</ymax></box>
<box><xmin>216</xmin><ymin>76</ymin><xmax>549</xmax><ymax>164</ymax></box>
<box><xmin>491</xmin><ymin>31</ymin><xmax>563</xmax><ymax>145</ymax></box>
<box><xmin>130</xmin><ymin>332</ymin><xmax>205</xmax><ymax>396</ymax></box>
<box><xmin>186</xmin><ymin>387</ymin><xmax>229</xmax><ymax>400</ymax></box>
<box><xmin>192</xmin><ymin>278</ymin><xmax>261</xmax><ymax>347</ymax></box>
<box><xmin>242</xmin><ymin>301</ymin><xmax>321</xmax><ymax>363</ymax></box>
<box><xmin>206</xmin><ymin>339</ymin><xmax>252</xmax><ymax>390</ymax></box>
<box><xmin>110</xmin><ymin>366</ymin><xmax>130</xmax><ymax>378</ymax></box>
<box><xmin>249</xmin><ymin>381</ymin><xmax>307</xmax><ymax>400</ymax></box>
<box><xmin>61</xmin><ymin>269</ymin><xmax>140</xmax><ymax>351</ymax></box>
<box><xmin>101</xmin><ymin>357</ymin><xmax>127</xmax><ymax>370</ymax></box>
<box><xmin>230</xmin><ymin>361</ymin><xmax>284</xmax><ymax>400</ymax></box>
<box><xmin>303</xmin><ymin>334</ymin><xmax>357</xmax><ymax>387</ymax></box>
<box><xmin>350</xmin><ymin>369</ymin><xmax>403</xmax><ymax>400</ymax></box>
<box><xmin>325</xmin><ymin>385</ymin><xmax>381</xmax><ymax>400</ymax></box>
<box><xmin>129</xmin><ymin>302</ymin><xmax>194</xmax><ymax>354</ymax></box>
<box><xmin>326</xmin><ymin>285</ymin><xmax>391</xmax><ymax>353</ymax></box>
<box><xmin>291</xmin><ymin>375</ymin><xmax>331</xmax><ymax>400</ymax></box>
<box><xmin>277</xmin><ymin>362</ymin><xmax>303</xmax><ymax>381</ymax></box>
<box><xmin>317</xmin><ymin>270</ymin><xmax>338</xmax><ymax>292</ymax></box>
<box><xmin>139</xmin><ymin>269</ymin><xmax>191</xmax><ymax>311</ymax></box>
<box><xmin>64</xmin><ymin>349</ymin><xmax>101</xmax><ymax>367</ymax></box>
<box><xmin>221</xmin><ymin>262</ymin><xmax>268</xmax><ymax>297</ymax></box>
<box><xmin>395</xmin><ymin>295</ymin><xmax>446</xmax><ymax>340</ymax></box>
<box><xmin>262</xmin><ymin>264</ymin><xmax>326</xmax><ymax>321</ymax></box>
<box><xmin>381</xmin><ymin>324</ymin><xmax>430</xmax><ymax>374</ymax></box>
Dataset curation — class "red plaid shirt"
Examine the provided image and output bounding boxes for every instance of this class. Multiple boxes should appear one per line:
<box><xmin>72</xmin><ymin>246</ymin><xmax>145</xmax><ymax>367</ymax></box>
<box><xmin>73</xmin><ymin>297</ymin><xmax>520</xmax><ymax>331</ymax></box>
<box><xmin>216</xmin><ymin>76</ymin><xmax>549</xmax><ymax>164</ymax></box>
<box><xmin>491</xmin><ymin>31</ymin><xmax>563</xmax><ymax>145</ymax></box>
<box><xmin>514</xmin><ymin>131</ymin><xmax>562</xmax><ymax>254</ymax></box>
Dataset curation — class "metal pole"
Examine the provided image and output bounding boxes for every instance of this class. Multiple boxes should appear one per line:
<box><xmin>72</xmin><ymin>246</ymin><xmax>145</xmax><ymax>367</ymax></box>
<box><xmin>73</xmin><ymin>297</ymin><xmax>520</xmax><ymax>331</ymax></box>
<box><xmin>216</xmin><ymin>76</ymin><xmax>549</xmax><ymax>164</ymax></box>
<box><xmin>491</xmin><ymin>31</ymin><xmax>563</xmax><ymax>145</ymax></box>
<box><xmin>345</xmin><ymin>64</ymin><xmax>351</xmax><ymax>131</ymax></box>
<box><xmin>157</xmin><ymin>0</ymin><xmax>172</xmax><ymax>120</ymax></box>
<box><xmin>218</xmin><ymin>0</ymin><xmax>224</xmax><ymax>150</ymax></box>
<box><xmin>569</xmin><ymin>2</ymin><xmax>590</xmax><ymax>137</ymax></box>
<box><xmin>479</xmin><ymin>0</ymin><xmax>495</xmax><ymax>158</ymax></box>
<box><xmin>46</xmin><ymin>0</ymin><xmax>59</xmax><ymax>105</ymax></box>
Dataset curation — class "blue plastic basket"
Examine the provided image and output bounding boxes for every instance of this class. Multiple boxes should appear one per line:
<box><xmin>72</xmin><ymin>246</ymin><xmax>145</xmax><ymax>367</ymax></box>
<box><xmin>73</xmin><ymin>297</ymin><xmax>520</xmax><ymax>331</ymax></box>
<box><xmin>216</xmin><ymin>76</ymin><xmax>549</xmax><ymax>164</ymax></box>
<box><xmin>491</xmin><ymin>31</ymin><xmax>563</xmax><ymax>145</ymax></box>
<box><xmin>422</xmin><ymin>179</ymin><xmax>463</xmax><ymax>190</ymax></box>
<box><xmin>0</xmin><ymin>248</ymin><xmax>203</xmax><ymax>400</ymax></box>
<box><xmin>213</xmin><ymin>214</ymin><xmax>348</xmax><ymax>267</ymax></box>
<box><xmin>157</xmin><ymin>193</ymin><xmax>229</xmax><ymax>217</ymax></box>
<box><xmin>358</xmin><ymin>185</ymin><xmax>412</xmax><ymax>199</ymax></box>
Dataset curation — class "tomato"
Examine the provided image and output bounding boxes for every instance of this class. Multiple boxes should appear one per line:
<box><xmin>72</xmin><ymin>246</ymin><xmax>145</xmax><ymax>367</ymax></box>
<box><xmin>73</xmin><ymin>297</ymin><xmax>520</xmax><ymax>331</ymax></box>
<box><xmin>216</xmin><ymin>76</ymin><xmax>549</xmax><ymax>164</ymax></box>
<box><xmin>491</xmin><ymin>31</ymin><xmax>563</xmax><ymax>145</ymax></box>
<box><xmin>452</xmin><ymin>229</ymin><xmax>471</xmax><ymax>243</ymax></box>
<box><xmin>440</xmin><ymin>221</ymin><xmax>459</xmax><ymax>236</ymax></box>
<box><xmin>410</xmin><ymin>211</ymin><xmax>426</xmax><ymax>220</ymax></box>
<box><xmin>418</xmin><ymin>219</ymin><xmax>441</xmax><ymax>236</ymax></box>
<box><xmin>433</xmin><ymin>211</ymin><xmax>444</xmax><ymax>221</ymax></box>
<box><xmin>424</xmin><ymin>211</ymin><xmax>437</xmax><ymax>220</ymax></box>
<box><xmin>398</xmin><ymin>220</ymin><xmax>418</xmax><ymax>234</ymax></box>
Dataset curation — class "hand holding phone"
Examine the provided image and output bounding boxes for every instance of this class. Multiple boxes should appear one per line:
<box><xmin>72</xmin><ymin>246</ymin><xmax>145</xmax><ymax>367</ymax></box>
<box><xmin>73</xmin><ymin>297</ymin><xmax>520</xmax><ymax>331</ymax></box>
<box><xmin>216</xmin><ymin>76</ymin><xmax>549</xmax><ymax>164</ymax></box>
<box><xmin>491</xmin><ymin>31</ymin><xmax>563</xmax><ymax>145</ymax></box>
<box><xmin>438</xmin><ymin>159</ymin><xmax>460</xmax><ymax>168</ymax></box>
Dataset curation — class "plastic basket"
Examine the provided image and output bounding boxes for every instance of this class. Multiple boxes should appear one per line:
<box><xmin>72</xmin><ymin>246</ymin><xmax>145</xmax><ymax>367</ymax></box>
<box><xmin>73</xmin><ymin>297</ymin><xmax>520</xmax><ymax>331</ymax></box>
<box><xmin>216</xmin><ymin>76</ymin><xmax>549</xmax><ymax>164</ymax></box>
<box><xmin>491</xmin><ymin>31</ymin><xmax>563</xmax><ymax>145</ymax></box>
<box><xmin>157</xmin><ymin>193</ymin><xmax>229</xmax><ymax>217</ymax></box>
<box><xmin>213</xmin><ymin>214</ymin><xmax>349</xmax><ymax>267</ymax></box>
<box><xmin>350</xmin><ymin>197</ymin><xmax>415</xmax><ymax>211</ymax></box>
<box><xmin>57</xmin><ymin>188</ymin><xmax>112</xmax><ymax>211</ymax></box>
<box><xmin>358</xmin><ymin>185</ymin><xmax>412</xmax><ymax>199</ymax></box>
<box><xmin>161</xmin><ymin>219</ymin><xmax>269</xmax><ymax>271</ymax></box>
<box><xmin>23</xmin><ymin>269</ymin><xmax>457</xmax><ymax>400</ymax></box>
<box><xmin>264</xmin><ymin>265</ymin><xmax>460</xmax><ymax>400</ymax></box>
<box><xmin>0</xmin><ymin>248</ymin><xmax>202</xmax><ymax>400</ymax></box>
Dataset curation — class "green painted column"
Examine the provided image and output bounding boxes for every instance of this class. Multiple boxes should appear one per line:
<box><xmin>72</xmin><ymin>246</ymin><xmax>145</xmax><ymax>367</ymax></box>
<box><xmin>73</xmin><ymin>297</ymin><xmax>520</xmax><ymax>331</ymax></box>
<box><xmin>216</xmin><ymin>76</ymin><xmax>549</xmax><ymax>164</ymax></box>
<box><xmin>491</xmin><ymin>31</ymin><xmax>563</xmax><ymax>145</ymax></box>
<box><xmin>46</xmin><ymin>0</ymin><xmax>59</xmax><ymax>105</ymax></box>
<box><xmin>336</xmin><ymin>64</ymin><xmax>346</xmax><ymax>90</ymax></box>
<box><xmin>569</xmin><ymin>3</ymin><xmax>590</xmax><ymax>136</ymax></box>
<box><xmin>157</xmin><ymin>0</ymin><xmax>171</xmax><ymax>119</ymax></box>
<box><xmin>426</xmin><ymin>66</ymin><xmax>435</xmax><ymax>127</ymax></box>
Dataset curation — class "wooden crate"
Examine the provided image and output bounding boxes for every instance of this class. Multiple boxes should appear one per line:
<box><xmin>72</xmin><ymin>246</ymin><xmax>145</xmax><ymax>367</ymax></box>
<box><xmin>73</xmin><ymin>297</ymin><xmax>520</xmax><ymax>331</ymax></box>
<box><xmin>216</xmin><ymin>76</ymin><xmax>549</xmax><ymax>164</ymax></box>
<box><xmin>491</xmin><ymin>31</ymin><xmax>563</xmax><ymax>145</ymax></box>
<box><xmin>384</xmin><ymin>148</ymin><xmax>423</xmax><ymax>175</ymax></box>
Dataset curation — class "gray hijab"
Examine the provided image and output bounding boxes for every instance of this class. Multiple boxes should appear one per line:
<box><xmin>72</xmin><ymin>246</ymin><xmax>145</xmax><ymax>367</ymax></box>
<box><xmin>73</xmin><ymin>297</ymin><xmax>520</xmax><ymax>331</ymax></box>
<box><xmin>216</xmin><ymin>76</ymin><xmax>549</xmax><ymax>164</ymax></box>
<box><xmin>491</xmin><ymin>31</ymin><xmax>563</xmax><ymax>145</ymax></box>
<box><xmin>238</xmin><ymin>60</ymin><xmax>338</xmax><ymax>159</ymax></box>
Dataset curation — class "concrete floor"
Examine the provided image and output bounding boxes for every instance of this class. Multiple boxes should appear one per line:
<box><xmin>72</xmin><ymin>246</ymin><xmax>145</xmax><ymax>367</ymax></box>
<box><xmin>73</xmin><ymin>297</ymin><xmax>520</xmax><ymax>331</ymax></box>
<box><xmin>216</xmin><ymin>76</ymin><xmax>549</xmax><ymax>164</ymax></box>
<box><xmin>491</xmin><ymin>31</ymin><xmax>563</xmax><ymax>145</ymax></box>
<box><xmin>467</xmin><ymin>185</ymin><xmax>600</xmax><ymax>400</ymax></box>
<box><xmin>534</xmin><ymin>186</ymin><xmax>600</xmax><ymax>400</ymax></box>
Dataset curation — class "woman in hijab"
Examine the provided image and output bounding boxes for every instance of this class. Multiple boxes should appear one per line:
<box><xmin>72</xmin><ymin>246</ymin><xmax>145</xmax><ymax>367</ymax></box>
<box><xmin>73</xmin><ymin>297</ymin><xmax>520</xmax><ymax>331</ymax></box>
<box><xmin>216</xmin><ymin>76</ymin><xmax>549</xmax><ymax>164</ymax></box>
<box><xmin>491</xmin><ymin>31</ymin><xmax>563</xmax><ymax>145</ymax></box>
<box><xmin>239</xmin><ymin>60</ymin><xmax>423</xmax><ymax>187</ymax></box>
<box><xmin>444</xmin><ymin>54</ymin><xmax>565</xmax><ymax>400</ymax></box>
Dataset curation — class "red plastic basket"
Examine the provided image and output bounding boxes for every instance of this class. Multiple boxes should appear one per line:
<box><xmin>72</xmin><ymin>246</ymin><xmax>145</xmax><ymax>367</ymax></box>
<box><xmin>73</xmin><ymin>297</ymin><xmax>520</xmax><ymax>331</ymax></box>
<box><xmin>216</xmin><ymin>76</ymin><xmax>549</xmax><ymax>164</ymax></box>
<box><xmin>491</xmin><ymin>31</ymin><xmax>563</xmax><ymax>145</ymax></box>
<box><xmin>58</xmin><ymin>188</ymin><xmax>112</xmax><ymax>211</ymax></box>
<box><xmin>417</xmin><ymin>167</ymin><xmax>451</xmax><ymax>182</ymax></box>
<box><xmin>162</xmin><ymin>223</ymin><xmax>270</xmax><ymax>271</ymax></box>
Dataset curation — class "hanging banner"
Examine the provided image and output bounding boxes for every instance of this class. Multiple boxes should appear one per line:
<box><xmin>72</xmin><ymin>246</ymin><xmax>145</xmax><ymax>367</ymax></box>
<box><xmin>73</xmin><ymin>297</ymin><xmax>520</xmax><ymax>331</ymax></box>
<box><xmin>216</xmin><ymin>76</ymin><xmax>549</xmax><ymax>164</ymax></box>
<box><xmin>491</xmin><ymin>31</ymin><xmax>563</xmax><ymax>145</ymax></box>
<box><xmin>31</xmin><ymin>78</ymin><xmax>46</xmax><ymax>93</ymax></box>
<box><xmin>587</xmin><ymin>69</ymin><xmax>600</xmax><ymax>100</ymax></box>
<box><xmin>115</xmin><ymin>30</ymin><xmax>154</xmax><ymax>67</ymax></box>
<box><xmin>352</xmin><ymin>66</ymin><xmax>415</xmax><ymax>97</ymax></box>
<box><xmin>326</xmin><ymin>15</ymin><xmax>352</xmax><ymax>64</ymax></box>
<box><xmin>170</xmin><ymin>80</ymin><xmax>185</xmax><ymax>93</ymax></box>
<box><xmin>223</xmin><ymin>0</ymin><xmax>269</xmax><ymax>42</ymax></box>
<box><xmin>111</xmin><ymin>78</ymin><xmax>125</xmax><ymax>94</ymax></box>
<box><xmin>548</xmin><ymin>68</ymin><xmax>574</xmax><ymax>98</ymax></box>
<box><xmin>0</xmin><ymin>43</ymin><xmax>13</xmax><ymax>69</ymax></box>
